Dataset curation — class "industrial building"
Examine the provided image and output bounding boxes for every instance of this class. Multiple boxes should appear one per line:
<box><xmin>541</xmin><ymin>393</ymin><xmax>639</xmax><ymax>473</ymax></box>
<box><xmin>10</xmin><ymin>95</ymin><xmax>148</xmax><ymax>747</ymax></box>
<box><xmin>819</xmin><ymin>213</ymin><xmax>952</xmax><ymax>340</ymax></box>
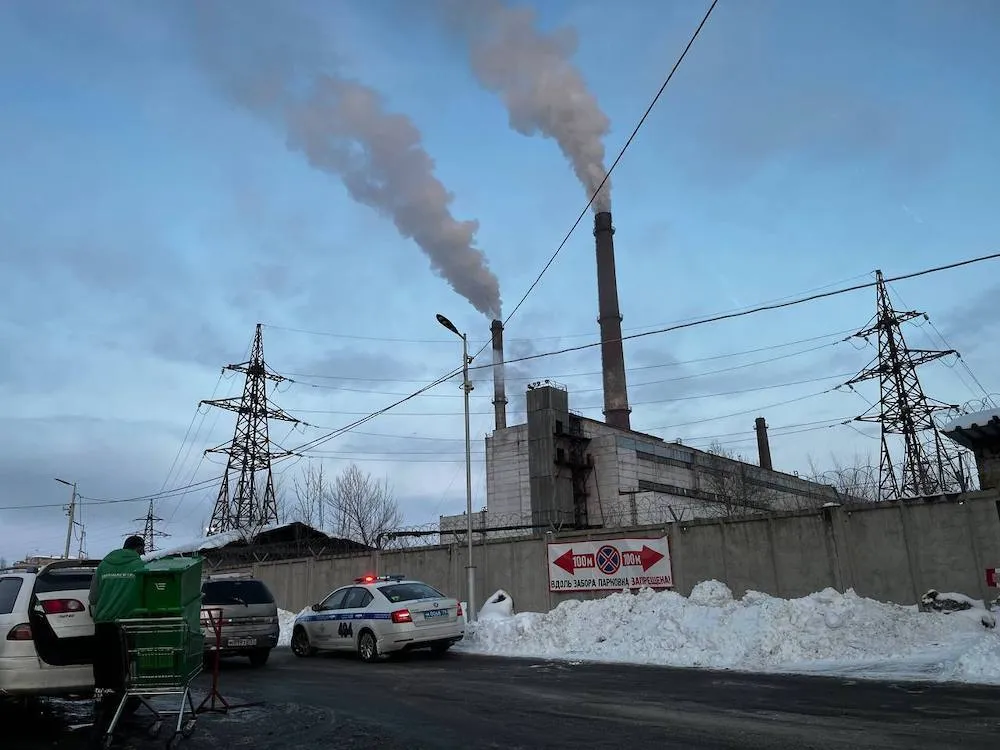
<box><xmin>440</xmin><ymin>211</ymin><xmax>846</xmax><ymax>540</ymax></box>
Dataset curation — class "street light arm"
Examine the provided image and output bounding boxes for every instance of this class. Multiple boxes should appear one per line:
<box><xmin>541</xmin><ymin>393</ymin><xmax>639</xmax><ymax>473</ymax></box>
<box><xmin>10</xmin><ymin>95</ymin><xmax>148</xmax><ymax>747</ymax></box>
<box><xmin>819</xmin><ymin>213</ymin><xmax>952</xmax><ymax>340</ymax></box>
<box><xmin>436</xmin><ymin>313</ymin><xmax>461</xmax><ymax>338</ymax></box>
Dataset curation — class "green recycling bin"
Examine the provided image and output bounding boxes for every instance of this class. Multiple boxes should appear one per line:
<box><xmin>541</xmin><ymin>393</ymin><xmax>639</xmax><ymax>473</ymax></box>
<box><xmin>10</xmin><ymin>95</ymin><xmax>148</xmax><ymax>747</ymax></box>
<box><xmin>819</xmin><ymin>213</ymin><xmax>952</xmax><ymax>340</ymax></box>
<box><xmin>135</xmin><ymin>556</ymin><xmax>204</xmax><ymax>617</ymax></box>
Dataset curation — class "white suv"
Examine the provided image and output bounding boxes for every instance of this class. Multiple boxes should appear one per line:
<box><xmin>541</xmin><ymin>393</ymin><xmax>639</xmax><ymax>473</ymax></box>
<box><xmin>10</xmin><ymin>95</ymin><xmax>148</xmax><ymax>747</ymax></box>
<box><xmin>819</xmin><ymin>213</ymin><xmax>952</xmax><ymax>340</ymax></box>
<box><xmin>0</xmin><ymin>560</ymin><xmax>99</xmax><ymax>697</ymax></box>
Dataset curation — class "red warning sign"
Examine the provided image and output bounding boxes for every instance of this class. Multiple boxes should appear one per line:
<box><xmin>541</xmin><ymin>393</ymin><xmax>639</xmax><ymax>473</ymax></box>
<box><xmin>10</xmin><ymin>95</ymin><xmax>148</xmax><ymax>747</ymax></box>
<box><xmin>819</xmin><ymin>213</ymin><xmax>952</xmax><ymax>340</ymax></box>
<box><xmin>548</xmin><ymin>537</ymin><xmax>672</xmax><ymax>593</ymax></box>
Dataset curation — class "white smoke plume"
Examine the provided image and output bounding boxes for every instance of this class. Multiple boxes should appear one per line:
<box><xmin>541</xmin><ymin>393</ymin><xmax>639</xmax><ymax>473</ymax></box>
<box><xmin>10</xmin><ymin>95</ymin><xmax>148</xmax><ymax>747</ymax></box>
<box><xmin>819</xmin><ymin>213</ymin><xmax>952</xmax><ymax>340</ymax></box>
<box><xmin>183</xmin><ymin>1</ymin><xmax>501</xmax><ymax>318</ymax></box>
<box><xmin>440</xmin><ymin>0</ymin><xmax>612</xmax><ymax>212</ymax></box>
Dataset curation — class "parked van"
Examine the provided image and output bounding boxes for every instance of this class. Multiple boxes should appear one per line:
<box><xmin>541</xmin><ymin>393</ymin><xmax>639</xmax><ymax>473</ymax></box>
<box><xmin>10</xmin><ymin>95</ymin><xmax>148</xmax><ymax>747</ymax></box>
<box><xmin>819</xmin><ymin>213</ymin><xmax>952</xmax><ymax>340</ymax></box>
<box><xmin>199</xmin><ymin>573</ymin><xmax>279</xmax><ymax>667</ymax></box>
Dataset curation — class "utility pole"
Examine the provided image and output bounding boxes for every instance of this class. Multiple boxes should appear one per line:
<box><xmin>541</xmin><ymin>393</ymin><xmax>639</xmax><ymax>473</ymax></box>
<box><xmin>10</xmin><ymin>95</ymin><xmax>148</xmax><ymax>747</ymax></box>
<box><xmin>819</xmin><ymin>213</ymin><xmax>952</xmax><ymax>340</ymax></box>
<box><xmin>133</xmin><ymin>500</ymin><xmax>169</xmax><ymax>552</ymax></box>
<box><xmin>204</xmin><ymin>324</ymin><xmax>299</xmax><ymax>536</ymax></box>
<box><xmin>845</xmin><ymin>270</ymin><xmax>966</xmax><ymax>499</ymax></box>
<box><xmin>54</xmin><ymin>478</ymin><xmax>77</xmax><ymax>559</ymax></box>
<box><xmin>436</xmin><ymin>313</ymin><xmax>477</xmax><ymax>622</ymax></box>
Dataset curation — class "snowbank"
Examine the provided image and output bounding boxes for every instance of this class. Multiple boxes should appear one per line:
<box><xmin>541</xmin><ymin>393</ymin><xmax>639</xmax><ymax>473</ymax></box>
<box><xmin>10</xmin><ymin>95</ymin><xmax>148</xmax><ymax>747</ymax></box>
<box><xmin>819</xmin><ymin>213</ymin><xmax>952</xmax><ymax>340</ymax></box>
<box><xmin>278</xmin><ymin>609</ymin><xmax>298</xmax><ymax>647</ymax></box>
<box><xmin>479</xmin><ymin>590</ymin><xmax>515</xmax><ymax>621</ymax></box>
<box><xmin>461</xmin><ymin>581</ymin><xmax>1000</xmax><ymax>685</ymax></box>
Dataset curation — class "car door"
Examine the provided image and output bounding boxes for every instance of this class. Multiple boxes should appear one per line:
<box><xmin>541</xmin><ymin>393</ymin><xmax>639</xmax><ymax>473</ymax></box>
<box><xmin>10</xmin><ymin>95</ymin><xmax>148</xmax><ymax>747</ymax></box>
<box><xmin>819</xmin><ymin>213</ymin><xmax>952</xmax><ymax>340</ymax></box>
<box><xmin>28</xmin><ymin>561</ymin><xmax>99</xmax><ymax>668</ymax></box>
<box><xmin>338</xmin><ymin>587</ymin><xmax>374</xmax><ymax>650</ymax></box>
<box><xmin>309</xmin><ymin>587</ymin><xmax>349</xmax><ymax>649</ymax></box>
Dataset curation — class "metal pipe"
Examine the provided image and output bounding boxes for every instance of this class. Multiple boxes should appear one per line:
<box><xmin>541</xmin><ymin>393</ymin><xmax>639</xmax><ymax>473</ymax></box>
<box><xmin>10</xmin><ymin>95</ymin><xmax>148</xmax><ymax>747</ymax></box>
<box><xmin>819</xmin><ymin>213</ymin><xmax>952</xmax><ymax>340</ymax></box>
<box><xmin>593</xmin><ymin>211</ymin><xmax>631</xmax><ymax>430</ymax></box>
<box><xmin>55</xmin><ymin>478</ymin><xmax>77</xmax><ymax>559</ymax></box>
<box><xmin>490</xmin><ymin>319</ymin><xmax>507</xmax><ymax>430</ymax></box>
<box><xmin>755</xmin><ymin>417</ymin><xmax>773</xmax><ymax>470</ymax></box>
<box><xmin>461</xmin><ymin>333</ymin><xmax>477</xmax><ymax>622</ymax></box>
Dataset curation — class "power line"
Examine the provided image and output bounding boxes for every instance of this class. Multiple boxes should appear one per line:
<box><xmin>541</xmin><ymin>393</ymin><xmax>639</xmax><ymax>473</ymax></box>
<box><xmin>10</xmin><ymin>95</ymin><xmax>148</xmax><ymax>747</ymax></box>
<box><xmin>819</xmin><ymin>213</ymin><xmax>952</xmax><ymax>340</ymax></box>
<box><xmin>288</xmin><ymin>371</ymin><xmax>853</xmax><ymax>417</ymax></box>
<box><xmin>467</xmin><ymin>252</ymin><xmax>1000</xmax><ymax>374</ymax></box>
<box><xmin>0</xmin><ymin>474</ymin><xmax>227</xmax><ymax>512</ymax></box>
<box><xmin>499</xmin><ymin>0</ymin><xmax>720</xmax><ymax>329</ymax></box>
<box><xmin>285</xmin><ymin>327</ymin><xmax>855</xmax><ymax>389</ymax></box>
<box><xmin>266</xmin><ymin>271</ymin><xmax>869</xmax><ymax>350</ymax></box>
<box><xmin>271</xmin><ymin>251</ymin><xmax>998</xmax><ymax>470</ymax></box>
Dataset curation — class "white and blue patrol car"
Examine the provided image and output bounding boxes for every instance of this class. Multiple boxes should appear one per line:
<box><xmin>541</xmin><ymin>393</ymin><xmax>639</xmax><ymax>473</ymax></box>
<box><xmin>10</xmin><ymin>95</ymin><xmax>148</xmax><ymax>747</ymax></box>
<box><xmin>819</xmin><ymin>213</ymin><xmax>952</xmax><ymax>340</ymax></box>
<box><xmin>290</xmin><ymin>575</ymin><xmax>465</xmax><ymax>662</ymax></box>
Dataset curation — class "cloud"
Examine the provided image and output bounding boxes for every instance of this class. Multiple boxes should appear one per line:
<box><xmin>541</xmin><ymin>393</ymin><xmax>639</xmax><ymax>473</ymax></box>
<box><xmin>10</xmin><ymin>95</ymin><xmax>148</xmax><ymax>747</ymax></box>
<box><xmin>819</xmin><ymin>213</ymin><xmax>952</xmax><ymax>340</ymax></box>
<box><xmin>667</xmin><ymin>1</ymin><xmax>951</xmax><ymax>186</ymax></box>
<box><xmin>0</xmin><ymin>416</ymin><xmax>210</xmax><ymax>561</ymax></box>
<box><xmin>179</xmin><ymin>0</ymin><xmax>502</xmax><ymax>319</ymax></box>
<box><xmin>289</xmin><ymin>347</ymin><xmax>434</xmax><ymax>392</ymax></box>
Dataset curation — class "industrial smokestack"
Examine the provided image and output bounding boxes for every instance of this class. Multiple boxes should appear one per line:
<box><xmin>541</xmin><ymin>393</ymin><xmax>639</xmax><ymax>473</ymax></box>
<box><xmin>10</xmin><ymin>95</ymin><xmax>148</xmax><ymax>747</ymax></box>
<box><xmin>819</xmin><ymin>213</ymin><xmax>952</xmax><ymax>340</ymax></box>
<box><xmin>594</xmin><ymin>211</ymin><xmax>631</xmax><ymax>430</ymax></box>
<box><xmin>755</xmin><ymin>417</ymin><xmax>773</xmax><ymax>470</ymax></box>
<box><xmin>490</xmin><ymin>319</ymin><xmax>508</xmax><ymax>430</ymax></box>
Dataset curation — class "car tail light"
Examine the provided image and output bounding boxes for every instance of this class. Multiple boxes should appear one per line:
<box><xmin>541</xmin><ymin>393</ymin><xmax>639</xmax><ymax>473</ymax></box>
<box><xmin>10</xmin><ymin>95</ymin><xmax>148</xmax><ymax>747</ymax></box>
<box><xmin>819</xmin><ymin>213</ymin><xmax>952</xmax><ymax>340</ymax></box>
<box><xmin>6</xmin><ymin>623</ymin><xmax>32</xmax><ymax>641</ymax></box>
<box><xmin>40</xmin><ymin>599</ymin><xmax>85</xmax><ymax>615</ymax></box>
<box><xmin>456</xmin><ymin>603</ymin><xmax>463</xmax><ymax>617</ymax></box>
<box><xmin>391</xmin><ymin>609</ymin><xmax>412</xmax><ymax>624</ymax></box>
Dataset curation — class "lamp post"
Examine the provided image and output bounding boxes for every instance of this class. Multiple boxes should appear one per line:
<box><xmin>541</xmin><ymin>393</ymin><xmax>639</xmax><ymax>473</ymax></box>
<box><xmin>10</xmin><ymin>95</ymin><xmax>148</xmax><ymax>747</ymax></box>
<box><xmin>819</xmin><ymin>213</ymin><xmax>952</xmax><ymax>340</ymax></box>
<box><xmin>54</xmin><ymin>478</ymin><xmax>77</xmax><ymax>560</ymax></box>
<box><xmin>436</xmin><ymin>313</ymin><xmax>476</xmax><ymax>622</ymax></box>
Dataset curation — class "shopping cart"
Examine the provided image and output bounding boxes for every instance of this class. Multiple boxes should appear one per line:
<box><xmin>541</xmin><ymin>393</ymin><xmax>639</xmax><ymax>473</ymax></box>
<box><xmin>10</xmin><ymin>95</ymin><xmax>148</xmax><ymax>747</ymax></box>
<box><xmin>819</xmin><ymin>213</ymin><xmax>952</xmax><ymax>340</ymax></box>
<box><xmin>100</xmin><ymin>616</ymin><xmax>204</xmax><ymax>749</ymax></box>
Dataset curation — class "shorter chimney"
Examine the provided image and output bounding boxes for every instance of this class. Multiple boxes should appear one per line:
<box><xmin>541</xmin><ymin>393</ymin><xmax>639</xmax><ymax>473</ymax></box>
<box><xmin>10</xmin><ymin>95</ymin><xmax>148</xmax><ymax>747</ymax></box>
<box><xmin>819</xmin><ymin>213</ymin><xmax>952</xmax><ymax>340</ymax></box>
<box><xmin>755</xmin><ymin>417</ymin><xmax>773</xmax><ymax>471</ymax></box>
<box><xmin>490</xmin><ymin>319</ymin><xmax>508</xmax><ymax>430</ymax></box>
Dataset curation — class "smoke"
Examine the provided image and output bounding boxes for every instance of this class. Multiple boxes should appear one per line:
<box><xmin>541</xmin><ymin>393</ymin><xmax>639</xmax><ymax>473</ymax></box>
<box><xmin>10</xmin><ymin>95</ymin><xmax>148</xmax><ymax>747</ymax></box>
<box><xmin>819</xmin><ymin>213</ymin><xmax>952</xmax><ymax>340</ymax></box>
<box><xmin>440</xmin><ymin>0</ymin><xmax>612</xmax><ymax>212</ymax></box>
<box><xmin>183</xmin><ymin>1</ymin><xmax>502</xmax><ymax>319</ymax></box>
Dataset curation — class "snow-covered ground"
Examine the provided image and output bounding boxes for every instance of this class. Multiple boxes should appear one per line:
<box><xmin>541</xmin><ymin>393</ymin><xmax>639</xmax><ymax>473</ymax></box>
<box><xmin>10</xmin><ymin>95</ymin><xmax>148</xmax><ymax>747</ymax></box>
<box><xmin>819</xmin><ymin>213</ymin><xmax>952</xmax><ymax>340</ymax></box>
<box><xmin>459</xmin><ymin>582</ymin><xmax>1000</xmax><ymax>685</ymax></box>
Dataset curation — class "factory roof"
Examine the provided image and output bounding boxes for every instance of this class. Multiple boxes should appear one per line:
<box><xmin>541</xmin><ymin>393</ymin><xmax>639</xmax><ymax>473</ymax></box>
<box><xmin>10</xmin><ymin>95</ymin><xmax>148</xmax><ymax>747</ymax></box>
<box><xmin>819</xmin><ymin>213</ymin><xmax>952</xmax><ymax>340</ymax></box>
<box><xmin>941</xmin><ymin>407</ymin><xmax>1000</xmax><ymax>450</ymax></box>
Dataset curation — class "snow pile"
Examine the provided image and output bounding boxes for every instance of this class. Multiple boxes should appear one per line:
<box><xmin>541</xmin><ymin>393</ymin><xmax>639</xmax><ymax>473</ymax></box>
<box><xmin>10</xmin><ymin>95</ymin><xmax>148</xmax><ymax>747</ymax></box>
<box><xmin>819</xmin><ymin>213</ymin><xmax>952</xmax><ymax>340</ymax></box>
<box><xmin>479</xmin><ymin>590</ymin><xmax>515</xmax><ymax>620</ymax></box>
<box><xmin>462</xmin><ymin>581</ymin><xmax>1000</xmax><ymax>684</ymax></box>
<box><xmin>278</xmin><ymin>609</ymin><xmax>299</xmax><ymax>647</ymax></box>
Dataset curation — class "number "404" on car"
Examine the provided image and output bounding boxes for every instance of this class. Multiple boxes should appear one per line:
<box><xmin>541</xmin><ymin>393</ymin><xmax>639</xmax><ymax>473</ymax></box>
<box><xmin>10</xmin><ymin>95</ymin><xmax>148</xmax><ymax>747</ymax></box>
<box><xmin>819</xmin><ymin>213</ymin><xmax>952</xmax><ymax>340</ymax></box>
<box><xmin>337</xmin><ymin>622</ymin><xmax>354</xmax><ymax>638</ymax></box>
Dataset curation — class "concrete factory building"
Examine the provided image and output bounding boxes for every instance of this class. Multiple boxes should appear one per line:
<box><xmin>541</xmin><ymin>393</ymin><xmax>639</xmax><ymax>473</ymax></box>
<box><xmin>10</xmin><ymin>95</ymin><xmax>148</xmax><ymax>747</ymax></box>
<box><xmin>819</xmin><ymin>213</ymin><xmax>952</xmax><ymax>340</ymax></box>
<box><xmin>440</xmin><ymin>211</ymin><xmax>845</xmax><ymax>540</ymax></box>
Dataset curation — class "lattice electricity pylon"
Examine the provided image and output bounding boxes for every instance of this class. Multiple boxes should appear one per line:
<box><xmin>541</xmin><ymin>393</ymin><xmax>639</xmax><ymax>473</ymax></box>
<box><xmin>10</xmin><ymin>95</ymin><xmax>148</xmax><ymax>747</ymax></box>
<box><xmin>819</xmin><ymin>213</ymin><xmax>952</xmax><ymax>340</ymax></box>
<box><xmin>204</xmin><ymin>324</ymin><xmax>299</xmax><ymax>536</ymax></box>
<box><xmin>133</xmin><ymin>500</ymin><xmax>169</xmax><ymax>552</ymax></box>
<box><xmin>844</xmin><ymin>270</ymin><xmax>966</xmax><ymax>500</ymax></box>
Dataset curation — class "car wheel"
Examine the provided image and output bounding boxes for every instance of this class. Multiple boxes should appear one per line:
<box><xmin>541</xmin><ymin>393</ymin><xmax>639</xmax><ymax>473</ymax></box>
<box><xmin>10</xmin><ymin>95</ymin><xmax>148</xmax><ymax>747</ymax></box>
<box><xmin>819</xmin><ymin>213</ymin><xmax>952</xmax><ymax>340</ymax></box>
<box><xmin>357</xmin><ymin>630</ymin><xmax>379</xmax><ymax>663</ymax></box>
<box><xmin>429</xmin><ymin>641</ymin><xmax>452</xmax><ymax>656</ymax></box>
<box><xmin>291</xmin><ymin>627</ymin><xmax>315</xmax><ymax>658</ymax></box>
<box><xmin>248</xmin><ymin>648</ymin><xmax>270</xmax><ymax>667</ymax></box>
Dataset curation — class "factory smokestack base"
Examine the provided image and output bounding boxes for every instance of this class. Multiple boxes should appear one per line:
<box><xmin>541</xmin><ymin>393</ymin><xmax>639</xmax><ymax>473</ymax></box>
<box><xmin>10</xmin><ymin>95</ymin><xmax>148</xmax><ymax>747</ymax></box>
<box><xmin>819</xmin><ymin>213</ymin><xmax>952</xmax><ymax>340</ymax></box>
<box><xmin>594</xmin><ymin>211</ymin><xmax>631</xmax><ymax>430</ymax></box>
<box><xmin>490</xmin><ymin>319</ymin><xmax>508</xmax><ymax>430</ymax></box>
<box><xmin>755</xmin><ymin>417</ymin><xmax>773</xmax><ymax>470</ymax></box>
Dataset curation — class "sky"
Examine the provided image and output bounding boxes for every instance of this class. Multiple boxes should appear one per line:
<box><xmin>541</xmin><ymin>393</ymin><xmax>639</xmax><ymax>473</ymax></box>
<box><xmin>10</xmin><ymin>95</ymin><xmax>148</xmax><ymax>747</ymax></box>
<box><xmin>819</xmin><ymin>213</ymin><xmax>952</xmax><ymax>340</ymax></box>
<box><xmin>1</xmin><ymin>0</ymin><xmax>998</xmax><ymax>563</ymax></box>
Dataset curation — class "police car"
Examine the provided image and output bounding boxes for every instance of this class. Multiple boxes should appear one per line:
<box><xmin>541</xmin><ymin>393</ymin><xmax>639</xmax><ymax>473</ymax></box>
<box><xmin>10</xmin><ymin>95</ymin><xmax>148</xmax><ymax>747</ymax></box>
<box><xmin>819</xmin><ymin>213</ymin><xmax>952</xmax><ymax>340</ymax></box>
<box><xmin>290</xmin><ymin>575</ymin><xmax>464</xmax><ymax>662</ymax></box>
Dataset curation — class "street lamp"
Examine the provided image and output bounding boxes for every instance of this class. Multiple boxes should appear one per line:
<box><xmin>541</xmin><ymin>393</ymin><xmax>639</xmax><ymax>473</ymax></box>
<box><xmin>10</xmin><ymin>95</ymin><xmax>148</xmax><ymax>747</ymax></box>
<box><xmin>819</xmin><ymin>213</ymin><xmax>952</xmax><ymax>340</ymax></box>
<box><xmin>54</xmin><ymin>478</ymin><xmax>77</xmax><ymax>560</ymax></box>
<box><xmin>436</xmin><ymin>313</ymin><xmax>477</xmax><ymax>622</ymax></box>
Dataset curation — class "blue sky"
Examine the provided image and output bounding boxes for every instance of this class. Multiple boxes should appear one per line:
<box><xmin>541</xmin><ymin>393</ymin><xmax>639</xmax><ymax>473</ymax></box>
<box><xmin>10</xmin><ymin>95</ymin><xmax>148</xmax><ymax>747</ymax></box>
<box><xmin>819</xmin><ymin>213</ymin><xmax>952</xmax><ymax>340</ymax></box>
<box><xmin>1</xmin><ymin>0</ymin><xmax>998</xmax><ymax>562</ymax></box>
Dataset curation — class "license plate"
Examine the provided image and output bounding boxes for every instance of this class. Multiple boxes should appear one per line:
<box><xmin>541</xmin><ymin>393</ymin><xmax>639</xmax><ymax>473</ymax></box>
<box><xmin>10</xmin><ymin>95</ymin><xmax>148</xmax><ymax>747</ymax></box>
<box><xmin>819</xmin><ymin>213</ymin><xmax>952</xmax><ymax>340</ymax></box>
<box><xmin>226</xmin><ymin>637</ymin><xmax>256</xmax><ymax>647</ymax></box>
<box><xmin>423</xmin><ymin>610</ymin><xmax>447</xmax><ymax>619</ymax></box>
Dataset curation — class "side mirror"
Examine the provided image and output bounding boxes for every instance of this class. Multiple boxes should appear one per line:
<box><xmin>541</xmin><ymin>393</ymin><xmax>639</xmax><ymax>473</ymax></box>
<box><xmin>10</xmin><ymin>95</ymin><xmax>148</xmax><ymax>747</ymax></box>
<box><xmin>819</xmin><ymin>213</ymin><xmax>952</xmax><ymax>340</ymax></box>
<box><xmin>311</xmin><ymin>603</ymin><xmax>322</xmax><ymax>612</ymax></box>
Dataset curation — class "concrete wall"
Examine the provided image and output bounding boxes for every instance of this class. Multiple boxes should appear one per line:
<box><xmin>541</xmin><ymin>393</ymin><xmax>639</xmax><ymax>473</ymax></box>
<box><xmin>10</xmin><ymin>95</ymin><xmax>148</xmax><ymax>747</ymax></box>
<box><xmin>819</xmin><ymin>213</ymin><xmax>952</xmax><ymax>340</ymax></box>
<box><xmin>467</xmin><ymin>385</ymin><xmax>847</xmax><ymax>535</ymax></box>
<box><xmin>240</xmin><ymin>492</ymin><xmax>1000</xmax><ymax>617</ymax></box>
<box><xmin>485</xmin><ymin>424</ymin><xmax>530</xmax><ymax>518</ymax></box>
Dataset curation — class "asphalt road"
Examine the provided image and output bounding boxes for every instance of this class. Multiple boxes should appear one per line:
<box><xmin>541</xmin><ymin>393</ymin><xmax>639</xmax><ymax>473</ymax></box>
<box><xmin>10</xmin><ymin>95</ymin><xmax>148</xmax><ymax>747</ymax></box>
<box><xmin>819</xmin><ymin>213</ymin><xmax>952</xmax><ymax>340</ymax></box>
<box><xmin>7</xmin><ymin>649</ymin><xmax>1000</xmax><ymax>749</ymax></box>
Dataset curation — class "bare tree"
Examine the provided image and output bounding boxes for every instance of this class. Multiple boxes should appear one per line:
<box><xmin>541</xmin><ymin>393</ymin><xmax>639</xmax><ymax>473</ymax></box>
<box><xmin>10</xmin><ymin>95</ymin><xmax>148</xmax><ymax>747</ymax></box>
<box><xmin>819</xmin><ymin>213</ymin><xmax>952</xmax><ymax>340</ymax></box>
<box><xmin>807</xmin><ymin>452</ymin><xmax>880</xmax><ymax>503</ymax></box>
<box><xmin>329</xmin><ymin>463</ymin><xmax>403</xmax><ymax>546</ymax></box>
<box><xmin>291</xmin><ymin>463</ymin><xmax>329</xmax><ymax>529</ymax></box>
<box><xmin>703</xmin><ymin>441</ymin><xmax>778</xmax><ymax>517</ymax></box>
<box><xmin>0</xmin><ymin>557</ymin><xmax>7</xmax><ymax>570</ymax></box>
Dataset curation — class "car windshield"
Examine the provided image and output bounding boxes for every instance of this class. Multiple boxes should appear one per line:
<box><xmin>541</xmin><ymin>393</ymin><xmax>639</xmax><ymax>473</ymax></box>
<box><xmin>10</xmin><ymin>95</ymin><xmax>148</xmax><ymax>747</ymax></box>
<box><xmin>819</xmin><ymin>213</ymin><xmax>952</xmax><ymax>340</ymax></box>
<box><xmin>202</xmin><ymin>579</ymin><xmax>274</xmax><ymax>606</ymax></box>
<box><xmin>379</xmin><ymin>582</ymin><xmax>444</xmax><ymax>604</ymax></box>
<box><xmin>0</xmin><ymin>577</ymin><xmax>24</xmax><ymax>615</ymax></box>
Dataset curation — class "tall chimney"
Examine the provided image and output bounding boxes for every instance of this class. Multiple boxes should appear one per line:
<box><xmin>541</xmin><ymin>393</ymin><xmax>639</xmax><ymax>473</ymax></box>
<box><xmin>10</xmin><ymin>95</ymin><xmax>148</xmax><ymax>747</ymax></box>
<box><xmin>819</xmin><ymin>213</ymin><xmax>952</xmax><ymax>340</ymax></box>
<box><xmin>755</xmin><ymin>416</ymin><xmax>773</xmax><ymax>470</ymax></box>
<box><xmin>594</xmin><ymin>211</ymin><xmax>631</xmax><ymax>430</ymax></box>
<box><xmin>490</xmin><ymin>319</ymin><xmax>508</xmax><ymax>430</ymax></box>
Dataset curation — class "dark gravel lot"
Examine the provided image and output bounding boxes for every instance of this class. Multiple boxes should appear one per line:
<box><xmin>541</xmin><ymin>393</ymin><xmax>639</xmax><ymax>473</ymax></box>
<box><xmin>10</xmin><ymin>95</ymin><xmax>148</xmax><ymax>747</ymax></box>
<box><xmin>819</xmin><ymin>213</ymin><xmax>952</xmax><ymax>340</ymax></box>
<box><xmin>6</xmin><ymin>649</ymin><xmax>1000</xmax><ymax>749</ymax></box>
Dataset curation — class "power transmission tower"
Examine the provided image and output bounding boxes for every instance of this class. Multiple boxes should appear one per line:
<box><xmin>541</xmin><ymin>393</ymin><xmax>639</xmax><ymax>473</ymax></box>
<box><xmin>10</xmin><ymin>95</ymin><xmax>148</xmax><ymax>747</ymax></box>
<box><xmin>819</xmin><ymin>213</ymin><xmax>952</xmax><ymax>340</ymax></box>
<box><xmin>134</xmin><ymin>500</ymin><xmax>169</xmax><ymax>552</ymax></box>
<box><xmin>845</xmin><ymin>270</ymin><xmax>966</xmax><ymax>499</ymax></box>
<box><xmin>204</xmin><ymin>324</ymin><xmax>298</xmax><ymax>536</ymax></box>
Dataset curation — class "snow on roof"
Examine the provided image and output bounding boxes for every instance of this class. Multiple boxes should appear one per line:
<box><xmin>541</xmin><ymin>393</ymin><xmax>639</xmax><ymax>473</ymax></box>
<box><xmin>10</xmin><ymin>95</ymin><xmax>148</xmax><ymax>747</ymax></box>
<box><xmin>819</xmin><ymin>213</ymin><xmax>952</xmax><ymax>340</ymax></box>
<box><xmin>143</xmin><ymin>521</ymin><xmax>292</xmax><ymax>562</ymax></box>
<box><xmin>942</xmin><ymin>408</ymin><xmax>1000</xmax><ymax>434</ymax></box>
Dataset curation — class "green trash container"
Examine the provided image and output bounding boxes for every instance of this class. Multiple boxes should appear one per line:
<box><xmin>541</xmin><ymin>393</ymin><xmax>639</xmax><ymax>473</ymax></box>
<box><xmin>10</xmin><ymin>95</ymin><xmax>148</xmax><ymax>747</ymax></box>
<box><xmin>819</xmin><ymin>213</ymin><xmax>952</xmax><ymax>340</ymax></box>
<box><xmin>135</xmin><ymin>556</ymin><xmax>204</xmax><ymax>617</ymax></box>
